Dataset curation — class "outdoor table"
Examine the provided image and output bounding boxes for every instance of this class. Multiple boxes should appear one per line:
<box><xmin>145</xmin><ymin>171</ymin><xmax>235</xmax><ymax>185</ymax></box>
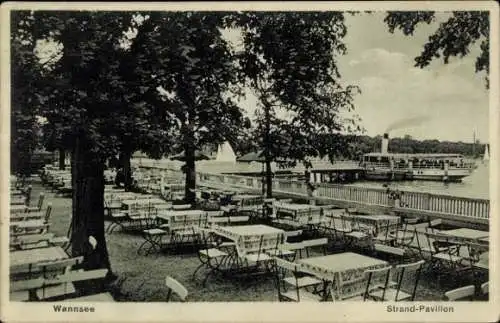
<box><xmin>11</xmin><ymin>205</ymin><xmax>28</xmax><ymax>214</ymax></box>
<box><xmin>232</xmin><ymin>194</ymin><xmax>261</xmax><ymax>202</ymax></box>
<box><xmin>351</xmin><ymin>214</ymin><xmax>400</xmax><ymax>235</ymax></box>
<box><xmin>213</xmin><ymin>224</ymin><xmax>284</xmax><ymax>260</ymax></box>
<box><xmin>156</xmin><ymin>209</ymin><xmax>207</xmax><ymax>231</ymax></box>
<box><xmin>441</xmin><ymin>228</ymin><xmax>489</xmax><ymax>241</ymax></box>
<box><xmin>299</xmin><ymin>252</ymin><xmax>388</xmax><ymax>300</ymax></box>
<box><xmin>10</xmin><ymin>197</ymin><xmax>26</xmax><ymax>206</ymax></box>
<box><xmin>121</xmin><ymin>198</ymin><xmax>167</xmax><ymax>210</ymax></box>
<box><xmin>10</xmin><ymin>246</ymin><xmax>68</xmax><ymax>268</ymax></box>
<box><xmin>274</xmin><ymin>202</ymin><xmax>322</xmax><ymax>217</ymax></box>
<box><xmin>474</xmin><ymin>252</ymin><xmax>489</xmax><ymax>271</ymax></box>
<box><xmin>10</xmin><ymin>219</ymin><xmax>48</xmax><ymax>236</ymax></box>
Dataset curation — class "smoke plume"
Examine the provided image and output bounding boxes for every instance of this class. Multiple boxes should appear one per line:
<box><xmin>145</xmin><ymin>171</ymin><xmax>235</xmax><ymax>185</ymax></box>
<box><xmin>385</xmin><ymin>115</ymin><xmax>430</xmax><ymax>133</ymax></box>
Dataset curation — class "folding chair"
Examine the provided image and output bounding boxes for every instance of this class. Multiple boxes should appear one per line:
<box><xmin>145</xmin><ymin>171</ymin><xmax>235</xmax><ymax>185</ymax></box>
<box><xmin>26</xmin><ymin>193</ymin><xmax>45</xmax><ymax>212</ymax></box>
<box><xmin>296</xmin><ymin>238</ymin><xmax>328</xmax><ymax>259</ymax></box>
<box><xmin>342</xmin><ymin>266</ymin><xmax>392</xmax><ymax>301</ymax></box>
<box><xmin>192</xmin><ymin>228</ymin><xmax>229</xmax><ymax>286</ymax></box>
<box><xmin>424</xmin><ymin>232</ymin><xmax>469</xmax><ymax>279</ymax></box>
<box><xmin>165</xmin><ymin>276</ymin><xmax>188</xmax><ymax>302</ymax></box>
<box><xmin>10</xmin><ymin>277</ymin><xmax>45</xmax><ymax>301</ymax></box>
<box><xmin>341</xmin><ymin>215</ymin><xmax>370</xmax><ymax>249</ymax></box>
<box><xmin>273</xmin><ymin>257</ymin><xmax>322</xmax><ymax>302</ymax></box>
<box><xmin>38</xmin><ymin>268</ymin><xmax>108</xmax><ymax>300</ymax></box>
<box><xmin>372</xmin><ymin>220</ymin><xmax>394</xmax><ymax>245</ymax></box>
<box><xmin>369</xmin><ymin>260</ymin><xmax>425</xmax><ymax>301</ymax></box>
<box><xmin>444</xmin><ymin>285</ymin><xmax>475</xmax><ymax>301</ymax></box>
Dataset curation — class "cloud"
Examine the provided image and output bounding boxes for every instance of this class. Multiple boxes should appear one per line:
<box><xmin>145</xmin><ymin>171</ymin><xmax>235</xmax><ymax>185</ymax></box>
<box><xmin>342</xmin><ymin>47</ymin><xmax>489</xmax><ymax>142</ymax></box>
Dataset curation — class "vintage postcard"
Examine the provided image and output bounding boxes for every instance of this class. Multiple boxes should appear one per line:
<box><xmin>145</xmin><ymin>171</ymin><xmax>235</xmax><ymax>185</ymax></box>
<box><xmin>1</xmin><ymin>1</ymin><xmax>498</xmax><ymax>322</ymax></box>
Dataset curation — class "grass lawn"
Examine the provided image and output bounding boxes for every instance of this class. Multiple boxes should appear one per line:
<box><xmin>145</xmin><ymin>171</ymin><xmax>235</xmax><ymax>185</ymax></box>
<box><xmin>27</xmin><ymin>177</ymin><xmax>482</xmax><ymax>302</ymax></box>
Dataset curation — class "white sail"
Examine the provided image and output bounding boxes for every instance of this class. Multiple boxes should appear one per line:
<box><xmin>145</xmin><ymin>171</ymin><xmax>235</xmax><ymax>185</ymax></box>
<box><xmin>483</xmin><ymin>144</ymin><xmax>490</xmax><ymax>161</ymax></box>
<box><xmin>215</xmin><ymin>141</ymin><xmax>236</xmax><ymax>163</ymax></box>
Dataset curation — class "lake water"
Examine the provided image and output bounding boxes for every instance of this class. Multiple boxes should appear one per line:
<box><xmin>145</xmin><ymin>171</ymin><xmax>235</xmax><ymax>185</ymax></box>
<box><xmin>349</xmin><ymin>161</ymin><xmax>490</xmax><ymax>199</ymax></box>
<box><xmin>136</xmin><ymin>158</ymin><xmax>490</xmax><ymax>200</ymax></box>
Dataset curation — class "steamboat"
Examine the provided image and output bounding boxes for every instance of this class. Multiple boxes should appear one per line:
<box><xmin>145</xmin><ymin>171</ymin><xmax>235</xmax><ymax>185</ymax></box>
<box><xmin>361</xmin><ymin>133</ymin><xmax>476</xmax><ymax>182</ymax></box>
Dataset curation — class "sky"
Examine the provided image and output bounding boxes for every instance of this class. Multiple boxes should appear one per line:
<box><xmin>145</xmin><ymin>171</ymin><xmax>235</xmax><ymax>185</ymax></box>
<box><xmin>34</xmin><ymin>11</ymin><xmax>490</xmax><ymax>144</ymax></box>
<box><xmin>226</xmin><ymin>12</ymin><xmax>489</xmax><ymax>143</ymax></box>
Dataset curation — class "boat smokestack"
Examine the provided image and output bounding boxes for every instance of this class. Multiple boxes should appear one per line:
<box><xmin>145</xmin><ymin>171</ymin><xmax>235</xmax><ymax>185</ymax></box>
<box><xmin>381</xmin><ymin>133</ymin><xmax>389</xmax><ymax>154</ymax></box>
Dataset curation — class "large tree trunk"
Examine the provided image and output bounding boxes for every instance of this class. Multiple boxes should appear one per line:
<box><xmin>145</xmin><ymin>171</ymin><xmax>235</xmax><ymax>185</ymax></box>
<box><xmin>59</xmin><ymin>148</ymin><xmax>66</xmax><ymax>170</ymax></box>
<box><xmin>264</xmin><ymin>103</ymin><xmax>273</xmax><ymax>198</ymax></box>
<box><xmin>121</xmin><ymin>149</ymin><xmax>133</xmax><ymax>191</ymax></box>
<box><xmin>184</xmin><ymin>143</ymin><xmax>197</xmax><ymax>205</ymax></box>
<box><xmin>71</xmin><ymin>134</ymin><xmax>113</xmax><ymax>285</ymax></box>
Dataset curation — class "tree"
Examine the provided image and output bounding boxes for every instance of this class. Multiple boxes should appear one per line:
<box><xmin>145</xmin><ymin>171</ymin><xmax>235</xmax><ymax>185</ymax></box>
<box><xmin>11</xmin><ymin>11</ymin><xmax>43</xmax><ymax>176</ymax></box>
<box><xmin>131</xmin><ymin>12</ymin><xmax>245</xmax><ymax>204</ymax></box>
<box><xmin>235</xmin><ymin>12</ymin><xmax>361</xmax><ymax>197</ymax></box>
<box><xmin>20</xmin><ymin>11</ymin><xmax>153</xmax><ymax>280</ymax></box>
<box><xmin>384</xmin><ymin>11</ymin><xmax>490</xmax><ymax>87</ymax></box>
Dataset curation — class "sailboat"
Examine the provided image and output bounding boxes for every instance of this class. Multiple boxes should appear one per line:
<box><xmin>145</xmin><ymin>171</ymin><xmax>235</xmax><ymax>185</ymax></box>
<box><xmin>483</xmin><ymin>144</ymin><xmax>490</xmax><ymax>162</ymax></box>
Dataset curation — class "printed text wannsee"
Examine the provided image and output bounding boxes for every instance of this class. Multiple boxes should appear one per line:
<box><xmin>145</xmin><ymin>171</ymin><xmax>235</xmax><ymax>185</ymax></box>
<box><xmin>53</xmin><ymin>305</ymin><xmax>95</xmax><ymax>313</ymax></box>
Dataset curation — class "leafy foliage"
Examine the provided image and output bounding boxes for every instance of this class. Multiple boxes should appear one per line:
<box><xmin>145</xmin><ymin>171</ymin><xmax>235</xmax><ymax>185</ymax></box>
<box><xmin>11</xmin><ymin>11</ymin><xmax>44</xmax><ymax>175</ymax></box>
<box><xmin>384</xmin><ymin>11</ymin><xmax>490</xmax><ymax>86</ymax></box>
<box><xmin>130</xmin><ymin>12</ymin><xmax>246</xmax><ymax>202</ymax></box>
<box><xmin>231</xmin><ymin>12</ymin><xmax>361</xmax><ymax>195</ymax></box>
<box><xmin>235</xmin><ymin>12</ymin><xmax>361</xmax><ymax>163</ymax></box>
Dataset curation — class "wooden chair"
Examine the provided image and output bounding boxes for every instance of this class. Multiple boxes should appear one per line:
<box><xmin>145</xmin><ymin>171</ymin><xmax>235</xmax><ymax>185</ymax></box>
<box><xmin>165</xmin><ymin>276</ymin><xmax>188</xmax><ymax>302</ymax></box>
<box><xmin>480</xmin><ymin>282</ymin><xmax>488</xmax><ymax>295</ymax></box>
<box><xmin>424</xmin><ymin>231</ymin><xmax>469</xmax><ymax>278</ymax></box>
<box><xmin>296</xmin><ymin>238</ymin><xmax>328</xmax><ymax>259</ymax></box>
<box><xmin>63</xmin><ymin>292</ymin><xmax>115</xmax><ymax>302</ymax></box>
<box><xmin>192</xmin><ymin>228</ymin><xmax>229</xmax><ymax>286</ymax></box>
<box><xmin>44</xmin><ymin>203</ymin><xmax>53</xmax><ymax>223</ymax></box>
<box><xmin>38</xmin><ymin>268</ymin><xmax>108</xmax><ymax>300</ymax></box>
<box><xmin>373</xmin><ymin>220</ymin><xmax>394</xmax><ymax>245</ymax></box>
<box><xmin>369</xmin><ymin>260</ymin><xmax>425</xmax><ymax>301</ymax></box>
<box><xmin>10</xmin><ymin>277</ymin><xmax>45</xmax><ymax>301</ymax></box>
<box><xmin>10</xmin><ymin>233</ymin><xmax>54</xmax><ymax>251</ymax></box>
<box><xmin>341</xmin><ymin>215</ymin><xmax>370</xmax><ymax>249</ymax></box>
<box><xmin>373</xmin><ymin>243</ymin><xmax>408</xmax><ymax>262</ymax></box>
<box><xmin>273</xmin><ymin>257</ymin><xmax>322</xmax><ymax>302</ymax></box>
<box><xmin>27</xmin><ymin>193</ymin><xmax>45</xmax><ymax>212</ymax></box>
<box><xmin>343</xmin><ymin>266</ymin><xmax>392</xmax><ymax>301</ymax></box>
<box><xmin>444</xmin><ymin>285</ymin><xmax>475</xmax><ymax>301</ymax></box>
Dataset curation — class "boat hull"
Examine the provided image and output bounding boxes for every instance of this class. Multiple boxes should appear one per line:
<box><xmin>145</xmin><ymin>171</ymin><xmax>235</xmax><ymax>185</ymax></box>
<box><xmin>363</xmin><ymin>168</ymin><xmax>472</xmax><ymax>182</ymax></box>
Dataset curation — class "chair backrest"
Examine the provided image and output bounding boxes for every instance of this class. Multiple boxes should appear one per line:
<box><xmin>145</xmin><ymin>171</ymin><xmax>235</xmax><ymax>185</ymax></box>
<box><xmin>37</xmin><ymin>193</ymin><xmax>45</xmax><ymax>210</ymax></box>
<box><xmin>423</xmin><ymin>231</ymin><xmax>449</xmax><ymax>255</ymax></box>
<box><xmin>481</xmin><ymin>282</ymin><xmax>489</xmax><ymax>295</ymax></box>
<box><xmin>467</xmin><ymin>242</ymin><xmax>489</xmax><ymax>262</ymax></box>
<box><xmin>301</xmin><ymin>238</ymin><xmax>328</xmax><ymax>249</ymax></box>
<box><xmin>363</xmin><ymin>266</ymin><xmax>392</xmax><ymax>301</ymax></box>
<box><xmin>273</xmin><ymin>257</ymin><xmax>302</xmax><ymax>301</ymax></box>
<box><xmin>165</xmin><ymin>276</ymin><xmax>188</xmax><ymax>301</ymax></box>
<box><xmin>172</xmin><ymin>204</ymin><xmax>191</xmax><ymax>211</ymax></box>
<box><xmin>393</xmin><ymin>260</ymin><xmax>425</xmax><ymax>301</ymax></box>
<box><xmin>14</xmin><ymin>233</ymin><xmax>55</xmax><ymax>245</ymax></box>
<box><xmin>444</xmin><ymin>285</ymin><xmax>475</xmax><ymax>301</ymax></box>
<box><xmin>228</xmin><ymin>216</ymin><xmax>249</xmax><ymax>225</ymax></box>
<box><xmin>284</xmin><ymin>230</ymin><xmax>303</xmax><ymax>240</ymax></box>
<box><xmin>10</xmin><ymin>277</ymin><xmax>45</xmax><ymax>292</ymax></box>
<box><xmin>340</xmin><ymin>215</ymin><xmax>354</xmax><ymax>232</ymax></box>
<box><xmin>36</xmin><ymin>257</ymin><xmax>85</xmax><ymax>276</ymax></box>
<box><xmin>44</xmin><ymin>203</ymin><xmax>53</xmax><ymax>223</ymax></box>
<box><xmin>429</xmin><ymin>218</ymin><xmax>442</xmax><ymax>227</ymax></box>
<box><xmin>25</xmin><ymin>185</ymin><xmax>33</xmax><ymax>202</ymax></box>
<box><xmin>206</xmin><ymin>211</ymin><xmax>224</xmax><ymax>218</ymax></box>
<box><xmin>45</xmin><ymin>268</ymin><xmax>108</xmax><ymax>286</ymax></box>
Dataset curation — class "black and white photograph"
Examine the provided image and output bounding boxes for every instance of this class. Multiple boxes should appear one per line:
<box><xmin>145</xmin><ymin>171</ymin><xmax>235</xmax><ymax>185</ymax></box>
<box><xmin>1</xmin><ymin>1</ymin><xmax>498</xmax><ymax>322</ymax></box>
